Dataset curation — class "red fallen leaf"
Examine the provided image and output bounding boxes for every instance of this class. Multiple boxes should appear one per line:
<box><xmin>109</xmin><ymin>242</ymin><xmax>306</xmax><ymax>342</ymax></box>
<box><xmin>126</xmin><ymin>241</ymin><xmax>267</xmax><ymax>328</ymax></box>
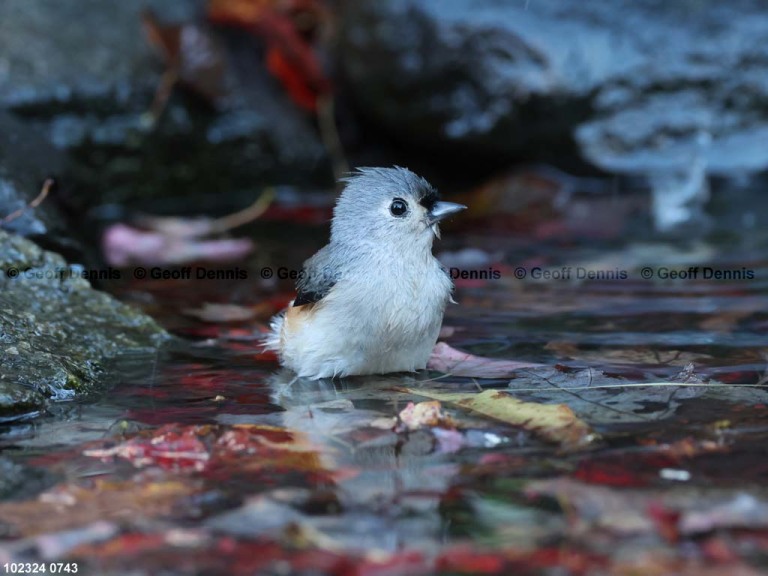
<box><xmin>85</xmin><ymin>424</ymin><xmax>326</xmax><ymax>474</ymax></box>
<box><xmin>427</xmin><ymin>342</ymin><xmax>544</xmax><ymax>378</ymax></box>
<box><xmin>84</xmin><ymin>425</ymin><xmax>212</xmax><ymax>472</ymax></box>
<box><xmin>207</xmin><ymin>0</ymin><xmax>331</xmax><ymax>111</ymax></box>
<box><xmin>266</xmin><ymin>45</ymin><xmax>320</xmax><ymax>111</ymax></box>
<box><xmin>258</xmin><ymin>6</ymin><xmax>331</xmax><ymax>112</ymax></box>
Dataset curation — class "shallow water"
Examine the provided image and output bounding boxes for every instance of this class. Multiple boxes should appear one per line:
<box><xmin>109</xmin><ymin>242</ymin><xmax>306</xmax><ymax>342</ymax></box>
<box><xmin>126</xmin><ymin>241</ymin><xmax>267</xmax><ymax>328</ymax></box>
<box><xmin>2</xmin><ymin>183</ymin><xmax>768</xmax><ymax>573</ymax></box>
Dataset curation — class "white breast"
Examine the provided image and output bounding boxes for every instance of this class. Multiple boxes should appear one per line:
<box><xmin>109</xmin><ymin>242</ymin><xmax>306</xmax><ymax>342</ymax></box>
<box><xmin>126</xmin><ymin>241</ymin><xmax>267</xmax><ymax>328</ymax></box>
<box><xmin>275</xmin><ymin>255</ymin><xmax>452</xmax><ymax>379</ymax></box>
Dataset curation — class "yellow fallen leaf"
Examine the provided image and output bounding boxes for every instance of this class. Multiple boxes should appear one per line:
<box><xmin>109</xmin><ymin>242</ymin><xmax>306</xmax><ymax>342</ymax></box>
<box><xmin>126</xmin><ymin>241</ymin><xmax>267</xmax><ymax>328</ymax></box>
<box><xmin>404</xmin><ymin>389</ymin><xmax>597</xmax><ymax>450</ymax></box>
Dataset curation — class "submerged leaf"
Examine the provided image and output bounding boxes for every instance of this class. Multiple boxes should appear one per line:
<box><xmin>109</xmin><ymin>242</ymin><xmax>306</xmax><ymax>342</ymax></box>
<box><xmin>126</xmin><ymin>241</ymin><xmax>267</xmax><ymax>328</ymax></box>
<box><xmin>405</xmin><ymin>389</ymin><xmax>596</xmax><ymax>450</ymax></box>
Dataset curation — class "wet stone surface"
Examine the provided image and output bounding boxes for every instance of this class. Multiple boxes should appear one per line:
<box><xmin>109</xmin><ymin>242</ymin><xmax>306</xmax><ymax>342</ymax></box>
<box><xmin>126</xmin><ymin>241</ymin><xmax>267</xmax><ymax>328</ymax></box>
<box><xmin>0</xmin><ymin>229</ymin><xmax>170</xmax><ymax>421</ymax></box>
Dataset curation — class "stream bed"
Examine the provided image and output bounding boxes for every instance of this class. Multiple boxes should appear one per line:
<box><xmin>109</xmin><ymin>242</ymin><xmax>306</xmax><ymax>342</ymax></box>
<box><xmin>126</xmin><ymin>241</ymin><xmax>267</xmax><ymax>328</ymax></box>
<box><xmin>2</xmin><ymin>180</ymin><xmax>768</xmax><ymax>575</ymax></box>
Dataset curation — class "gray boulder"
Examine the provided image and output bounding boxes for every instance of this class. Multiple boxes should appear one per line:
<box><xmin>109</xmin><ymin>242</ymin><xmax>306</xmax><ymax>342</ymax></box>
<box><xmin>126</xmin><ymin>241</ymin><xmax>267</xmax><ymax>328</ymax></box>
<box><xmin>338</xmin><ymin>0</ymin><xmax>768</xmax><ymax>178</ymax></box>
<box><xmin>0</xmin><ymin>0</ymin><xmax>328</xmax><ymax>207</ymax></box>
<box><xmin>0</xmin><ymin>228</ymin><xmax>169</xmax><ymax>421</ymax></box>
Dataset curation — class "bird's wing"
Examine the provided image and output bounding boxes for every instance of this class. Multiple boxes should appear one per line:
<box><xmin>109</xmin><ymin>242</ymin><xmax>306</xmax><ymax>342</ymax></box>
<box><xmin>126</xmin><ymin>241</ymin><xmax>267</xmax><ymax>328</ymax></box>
<box><xmin>293</xmin><ymin>246</ymin><xmax>340</xmax><ymax>307</ymax></box>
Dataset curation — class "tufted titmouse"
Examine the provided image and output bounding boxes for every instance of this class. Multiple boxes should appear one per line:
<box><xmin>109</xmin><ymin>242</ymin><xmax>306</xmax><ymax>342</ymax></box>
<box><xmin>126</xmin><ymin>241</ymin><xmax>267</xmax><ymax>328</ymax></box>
<box><xmin>266</xmin><ymin>167</ymin><xmax>466</xmax><ymax>379</ymax></box>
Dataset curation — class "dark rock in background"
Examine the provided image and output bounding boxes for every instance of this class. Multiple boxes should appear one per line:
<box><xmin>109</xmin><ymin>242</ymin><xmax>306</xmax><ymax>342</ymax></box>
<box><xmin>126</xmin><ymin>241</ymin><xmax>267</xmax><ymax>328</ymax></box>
<box><xmin>0</xmin><ymin>229</ymin><xmax>169</xmax><ymax>421</ymax></box>
<box><xmin>0</xmin><ymin>54</ymin><xmax>172</xmax><ymax>423</ymax></box>
<box><xmin>0</xmin><ymin>0</ymin><xmax>329</xmax><ymax>211</ymax></box>
<box><xmin>0</xmin><ymin>111</ymin><xmax>84</xmax><ymax>258</ymax></box>
<box><xmin>337</xmin><ymin>0</ymin><xmax>768</xmax><ymax>179</ymax></box>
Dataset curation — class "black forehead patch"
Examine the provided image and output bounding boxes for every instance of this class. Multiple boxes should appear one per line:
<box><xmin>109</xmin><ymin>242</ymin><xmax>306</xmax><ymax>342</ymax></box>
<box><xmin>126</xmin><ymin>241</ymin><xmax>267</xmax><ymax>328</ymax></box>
<box><xmin>417</xmin><ymin>187</ymin><xmax>440</xmax><ymax>211</ymax></box>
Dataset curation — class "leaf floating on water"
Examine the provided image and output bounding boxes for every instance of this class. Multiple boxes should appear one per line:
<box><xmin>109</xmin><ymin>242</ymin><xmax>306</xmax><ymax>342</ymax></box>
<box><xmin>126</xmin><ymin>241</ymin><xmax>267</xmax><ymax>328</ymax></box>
<box><xmin>428</xmin><ymin>342</ymin><xmax>544</xmax><ymax>378</ymax></box>
<box><xmin>397</xmin><ymin>401</ymin><xmax>455</xmax><ymax>431</ymax></box>
<box><xmin>404</xmin><ymin>389</ymin><xmax>597</xmax><ymax>450</ymax></box>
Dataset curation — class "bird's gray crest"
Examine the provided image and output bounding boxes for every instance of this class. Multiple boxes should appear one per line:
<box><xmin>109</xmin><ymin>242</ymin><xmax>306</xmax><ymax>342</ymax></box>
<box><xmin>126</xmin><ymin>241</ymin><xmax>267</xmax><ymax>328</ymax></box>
<box><xmin>339</xmin><ymin>166</ymin><xmax>439</xmax><ymax>206</ymax></box>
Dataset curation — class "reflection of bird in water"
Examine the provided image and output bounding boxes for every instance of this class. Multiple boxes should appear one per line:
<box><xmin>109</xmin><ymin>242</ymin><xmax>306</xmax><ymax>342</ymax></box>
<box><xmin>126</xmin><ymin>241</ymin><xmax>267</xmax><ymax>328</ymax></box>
<box><xmin>259</xmin><ymin>369</ymin><xmax>458</xmax><ymax>553</ymax></box>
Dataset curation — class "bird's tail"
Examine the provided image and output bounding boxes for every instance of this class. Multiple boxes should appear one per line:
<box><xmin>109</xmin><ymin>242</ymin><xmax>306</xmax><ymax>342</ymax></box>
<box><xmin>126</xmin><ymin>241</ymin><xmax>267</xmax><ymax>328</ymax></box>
<box><xmin>262</xmin><ymin>311</ymin><xmax>285</xmax><ymax>353</ymax></box>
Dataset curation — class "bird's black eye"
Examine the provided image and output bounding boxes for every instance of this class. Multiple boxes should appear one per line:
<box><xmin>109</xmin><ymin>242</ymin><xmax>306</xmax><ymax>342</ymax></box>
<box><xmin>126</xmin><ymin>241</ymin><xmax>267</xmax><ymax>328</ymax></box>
<box><xmin>390</xmin><ymin>198</ymin><xmax>408</xmax><ymax>217</ymax></box>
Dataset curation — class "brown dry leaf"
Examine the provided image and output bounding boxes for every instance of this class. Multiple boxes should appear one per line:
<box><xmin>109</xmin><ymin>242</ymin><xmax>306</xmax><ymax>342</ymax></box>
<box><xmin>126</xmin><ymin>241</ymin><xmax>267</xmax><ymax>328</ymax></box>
<box><xmin>405</xmin><ymin>389</ymin><xmax>596</xmax><ymax>450</ymax></box>
<box><xmin>0</xmin><ymin>479</ymin><xmax>196</xmax><ymax>537</ymax></box>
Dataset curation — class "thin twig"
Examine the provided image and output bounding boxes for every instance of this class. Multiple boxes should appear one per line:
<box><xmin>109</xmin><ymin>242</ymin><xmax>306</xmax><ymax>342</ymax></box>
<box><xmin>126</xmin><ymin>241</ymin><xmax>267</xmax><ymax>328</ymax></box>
<box><xmin>506</xmin><ymin>382</ymin><xmax>764</xmax><ymax>393</ymax></box>
<box><xmin>143</xmin><ymin>68</ymin><xmax>180</xmax><ymax>128</ymax></box>
<box><xmin>2</xmin><ymin>178</ymin><xmax>55</xmax><ymax>224</ymax></box>
<box><xmin>207</xmin><ymin>186</ymin><xmax>276</xmax><ymax>234</ymax></box>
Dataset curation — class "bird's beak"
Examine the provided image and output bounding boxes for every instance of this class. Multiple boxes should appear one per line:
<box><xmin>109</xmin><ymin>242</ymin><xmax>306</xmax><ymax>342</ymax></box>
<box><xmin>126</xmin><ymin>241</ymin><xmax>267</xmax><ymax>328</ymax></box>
<box><xmin>426</xmin><ymin>201</ymin><xmax>466</xmax><ymax>239</ymax></box>
<box><xmin>426</xmin><ymin>201</ymin><xmax>467</xmax><ymax>225</ymax></box>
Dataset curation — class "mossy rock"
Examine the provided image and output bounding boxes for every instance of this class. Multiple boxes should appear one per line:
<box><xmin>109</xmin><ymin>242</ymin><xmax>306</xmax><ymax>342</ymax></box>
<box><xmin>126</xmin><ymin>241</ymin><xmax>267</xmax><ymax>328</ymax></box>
<box><xmin>0</xmin><ymin>229</ymin><xmax>169</xmax><ymax>420</ymax></box>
